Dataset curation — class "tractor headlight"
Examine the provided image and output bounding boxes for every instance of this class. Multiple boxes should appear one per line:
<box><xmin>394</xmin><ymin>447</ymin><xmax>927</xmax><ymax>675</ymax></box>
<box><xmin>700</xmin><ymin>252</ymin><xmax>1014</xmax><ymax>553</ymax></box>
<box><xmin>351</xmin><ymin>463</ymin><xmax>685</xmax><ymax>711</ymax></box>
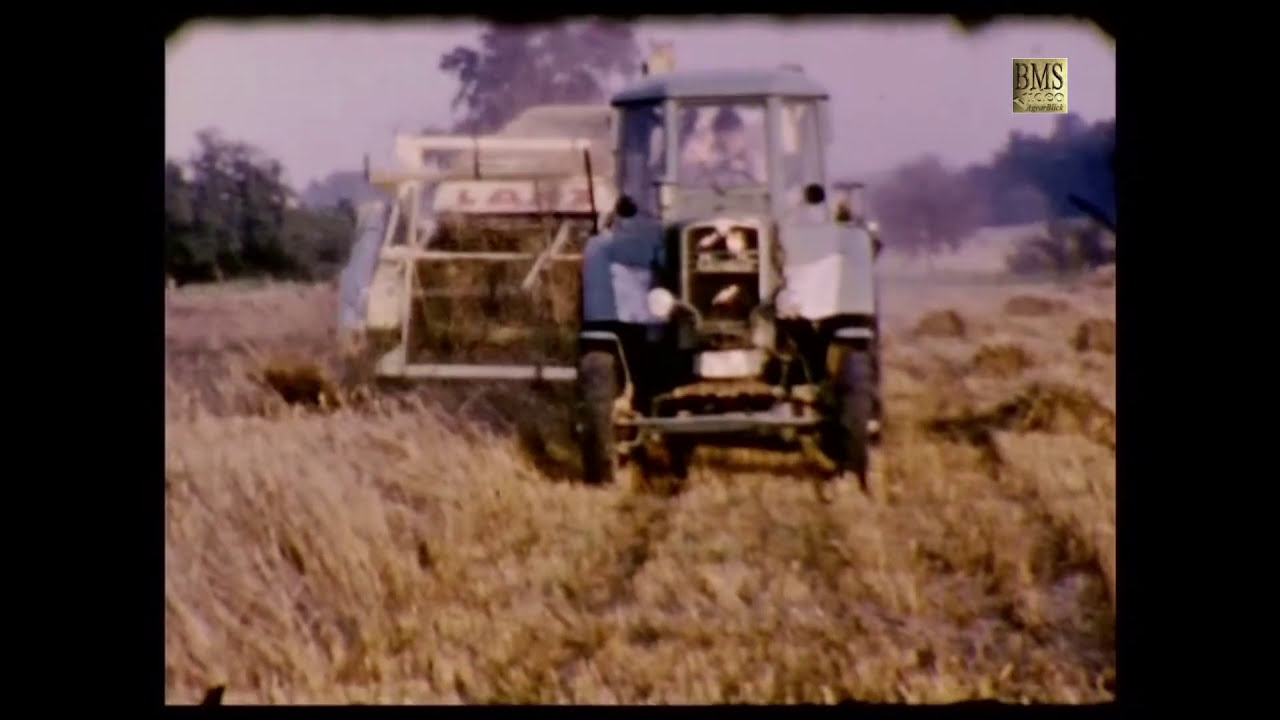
<box><xmin>726</xmin><ymin>229</ymin><xmax>747</xmax><ymax>256</ymax></box>
<box><xmin>750</xmin><ymin>308</ymin><xmax>776</xmax><ymax>349</ymax></box>
<box><xmin>647</xmin><ymin>287</ymin><xmax>677</xmax><ymax>320</ymax></box>
<box><xmin>775</xmin><ymin>289</ymin><xmax>801</xmax><ymax>318</ymax></box>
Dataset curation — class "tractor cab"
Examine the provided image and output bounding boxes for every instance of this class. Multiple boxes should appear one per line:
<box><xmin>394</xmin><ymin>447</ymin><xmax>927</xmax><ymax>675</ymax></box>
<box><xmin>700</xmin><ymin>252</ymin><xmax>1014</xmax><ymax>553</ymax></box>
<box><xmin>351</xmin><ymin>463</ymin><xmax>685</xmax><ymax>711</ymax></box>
<box><xmin>609</xmin><ymin>67</ymin><xmax>834</xmax><ymax>225</ymax></box>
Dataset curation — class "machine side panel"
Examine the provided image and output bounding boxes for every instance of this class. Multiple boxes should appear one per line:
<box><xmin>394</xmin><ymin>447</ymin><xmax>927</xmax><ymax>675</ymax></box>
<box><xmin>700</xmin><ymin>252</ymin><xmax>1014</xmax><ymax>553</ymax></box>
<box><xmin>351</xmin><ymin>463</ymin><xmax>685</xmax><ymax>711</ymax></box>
<box><xmin>338</xmin><ymin>200</ymin><xmax>391</xmax><ymax>331</ymax></box>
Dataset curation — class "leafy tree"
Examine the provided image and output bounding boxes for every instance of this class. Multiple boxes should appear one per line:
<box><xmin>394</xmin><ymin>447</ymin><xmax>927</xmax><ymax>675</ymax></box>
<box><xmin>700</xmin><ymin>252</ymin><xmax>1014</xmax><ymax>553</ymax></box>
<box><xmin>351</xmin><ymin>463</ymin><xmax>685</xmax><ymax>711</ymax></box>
<box><xmin>1005</xmin><ymin>217</ymin><xmax>1115</xmax><ymax>276</ymax></box>
<box><xmin>862</xmin><ymin>112</ymin><xmax>1115</xmax><ymax>267</ymax></box>
<box><xmin>972</xmin><ymin>114</ymin><xmax>1115</xmax><ymax>226</ymax></box>
<box><xmin>165</xmin><ymin>129</ymin><xmax>356</xmax><ymax>285</ymax></box>
<box><xmin>281</xmin><ymin>203</ymin><xmax>356</xmax><ymax>280</ymax></box>
<box><xmin>183</xmin><ymin>129</ymin><xmax>295</xmax><ymax>278</ymax></box>
<box><xmin>164</xmin><ymin>160</ymin><xmax>204</xmax><ymax>280</ymax></box>
<box><xmin>440</xmin><ymin>20</ymin><xmax>640</xmax><ymax>133</ymax></box>
<box><xmin>868</xmin><ymin>155</ymin><xmax>983</xmax><ymax>267</ymax></box>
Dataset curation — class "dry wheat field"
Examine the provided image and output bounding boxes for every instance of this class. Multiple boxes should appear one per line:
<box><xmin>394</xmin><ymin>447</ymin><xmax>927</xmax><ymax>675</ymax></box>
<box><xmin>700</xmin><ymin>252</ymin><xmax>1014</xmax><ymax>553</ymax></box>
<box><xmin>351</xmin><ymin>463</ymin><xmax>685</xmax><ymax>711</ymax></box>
<box><xmin>164</xmin><ymin>264</ymin><xmax>1117</xmax><ymax>704</ymax></box>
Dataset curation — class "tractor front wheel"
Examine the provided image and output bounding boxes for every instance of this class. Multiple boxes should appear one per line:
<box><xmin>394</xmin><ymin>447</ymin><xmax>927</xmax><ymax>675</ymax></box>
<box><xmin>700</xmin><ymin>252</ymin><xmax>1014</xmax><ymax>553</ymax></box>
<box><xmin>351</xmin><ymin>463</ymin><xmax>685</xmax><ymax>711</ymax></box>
<box><xmin>823</xmin><ymin>347</ymin><xmax>874</xmax><ymax>489</ymax></box>
<box><xmin>577</xmin><ymin>350</ymin><xmax>619</xmax><ymax>485</ymax></box>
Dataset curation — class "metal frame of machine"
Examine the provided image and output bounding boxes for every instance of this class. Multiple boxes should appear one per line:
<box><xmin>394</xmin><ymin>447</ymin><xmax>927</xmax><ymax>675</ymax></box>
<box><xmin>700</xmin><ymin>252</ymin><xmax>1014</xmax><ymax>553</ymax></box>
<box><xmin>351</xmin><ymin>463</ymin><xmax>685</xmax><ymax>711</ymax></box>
<box><xmin>341</xmin><ymin>115</ymin><xmax>616</xmax><ymax>383</ymax></box>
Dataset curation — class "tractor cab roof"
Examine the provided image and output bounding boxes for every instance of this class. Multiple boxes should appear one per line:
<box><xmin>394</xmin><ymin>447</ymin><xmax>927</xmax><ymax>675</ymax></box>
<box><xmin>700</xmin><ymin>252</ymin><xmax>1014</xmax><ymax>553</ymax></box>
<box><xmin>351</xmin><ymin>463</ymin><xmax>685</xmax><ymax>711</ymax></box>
<box><xmin>611</xmin><ymin>67</ymin><xmax>829</xmax><ymax>104</ymax></box>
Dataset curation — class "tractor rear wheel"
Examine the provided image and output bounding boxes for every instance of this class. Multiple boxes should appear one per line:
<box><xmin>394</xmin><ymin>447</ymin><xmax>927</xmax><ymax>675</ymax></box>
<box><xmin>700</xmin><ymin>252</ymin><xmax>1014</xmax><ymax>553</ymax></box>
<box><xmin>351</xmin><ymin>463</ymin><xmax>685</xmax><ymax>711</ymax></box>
<box><xmin>577</xmin><ymin>350</ymin><xmax>619</xmax><ymax>485</ymax></box>
<box><xmin>871</xmin><ymin>330</ymin><xmax>885</xmax><ymax>442</ymax></box>
<box><xmin>824</xmin><ymin>347</ymin><xmax>874</xmax><ymax>489</ymax></box>
<box><xmin>667</xmin><ymin>438</ymin><xmax>695</xmax><ymax>480</ymax></box>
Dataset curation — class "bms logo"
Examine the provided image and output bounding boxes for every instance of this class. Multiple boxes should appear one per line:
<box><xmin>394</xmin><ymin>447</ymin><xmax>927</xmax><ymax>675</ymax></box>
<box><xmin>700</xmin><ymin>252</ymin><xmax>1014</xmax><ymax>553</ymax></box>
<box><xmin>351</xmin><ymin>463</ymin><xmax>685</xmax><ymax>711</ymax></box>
<box><xmin>1013</xmin><ymin>58</ymin><xmax>1068</xmax><ymax>114</ymax></box>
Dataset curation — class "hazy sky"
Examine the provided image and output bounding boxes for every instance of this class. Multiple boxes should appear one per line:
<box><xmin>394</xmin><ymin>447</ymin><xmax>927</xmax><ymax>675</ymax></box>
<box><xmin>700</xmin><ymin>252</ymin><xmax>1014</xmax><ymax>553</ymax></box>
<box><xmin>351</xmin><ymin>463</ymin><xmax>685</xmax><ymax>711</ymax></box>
<box><xmin>165</xmin><ymin>16</ymin><xmax>1114</xmax><ymax>188</ymax></box>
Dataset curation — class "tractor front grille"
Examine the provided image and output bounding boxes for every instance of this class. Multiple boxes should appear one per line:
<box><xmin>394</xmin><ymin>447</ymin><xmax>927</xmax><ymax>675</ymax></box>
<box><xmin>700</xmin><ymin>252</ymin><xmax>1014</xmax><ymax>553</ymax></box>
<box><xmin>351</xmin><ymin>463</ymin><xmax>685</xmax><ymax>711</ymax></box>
<box><xmin>684</xmin><ymin>222</ymin><xmax>762</xmax><ymax>349</ymax></box>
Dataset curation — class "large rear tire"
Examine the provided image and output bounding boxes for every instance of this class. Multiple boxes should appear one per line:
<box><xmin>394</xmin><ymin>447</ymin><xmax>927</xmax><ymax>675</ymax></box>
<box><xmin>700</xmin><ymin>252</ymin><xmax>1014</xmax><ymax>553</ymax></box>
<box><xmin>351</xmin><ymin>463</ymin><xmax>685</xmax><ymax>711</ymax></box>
<box><xmin>824</xmin><ymin>347</ymin><xmax>874</xmax><ymax>487</ymax></box>
<box><xmin>667</xmin><ymin>438</ymin><xmax>695</xmax><ymax>480</ymax></box>
<box><xmin>577</xmin><ymin>350</ymin><xmax>619</xmax><ymax>485</ymax></box>
<box><xmin>871</xmin><ymin>329</ymin><xmax>885</xmax><ymax>440</ymax></box>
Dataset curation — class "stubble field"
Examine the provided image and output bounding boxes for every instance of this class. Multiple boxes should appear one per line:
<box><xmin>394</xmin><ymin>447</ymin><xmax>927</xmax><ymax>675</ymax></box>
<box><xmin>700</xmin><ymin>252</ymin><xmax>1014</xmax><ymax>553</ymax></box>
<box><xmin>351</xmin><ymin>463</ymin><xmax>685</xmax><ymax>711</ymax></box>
<box><xmin>164</xmin><ymin>262</ymin><xmax>1117</xmax><ymax>704</ymax></box>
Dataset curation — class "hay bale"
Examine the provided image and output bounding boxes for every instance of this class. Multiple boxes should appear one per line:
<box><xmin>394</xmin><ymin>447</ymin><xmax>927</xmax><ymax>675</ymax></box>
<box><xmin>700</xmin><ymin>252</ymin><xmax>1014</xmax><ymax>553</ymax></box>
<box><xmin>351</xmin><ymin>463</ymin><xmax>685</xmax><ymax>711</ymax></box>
<box><xmin>913</xmin><ymin>309</ymin><xmax>967</xmax><ymax>338</ymax></box>
<box><xmin>1003</xmin><ymin>294</ymin><xmax>1069</xmax><ymax>317</ymax></box>
<box><xmin>1007</xmin><ymin>383</ymin><xmax>1116</xmax><ymax>450</ymax></box>
<box><xmin>970</xmin><ymin>343</ymin><xmax>1035</xmax><ymax>378</ymax></box>
<box><xmin>1088</xmin><ymin>264</ymin><xmax>1117</xmax><ymax>288</ymax></box>
<box><xmin>927</xmin><ymin>381</ymin><xmax>1115</xmax><ymax>452</ymax></box>
<box><xmin>259</xmin><ymin>356</ymin><xmax>344</xmax><ymax>410</ymax></box>
<box><xmin>1072</xmin><ymin>318</ymin><xmax>1116</xmax><ymax>354</ymax></box>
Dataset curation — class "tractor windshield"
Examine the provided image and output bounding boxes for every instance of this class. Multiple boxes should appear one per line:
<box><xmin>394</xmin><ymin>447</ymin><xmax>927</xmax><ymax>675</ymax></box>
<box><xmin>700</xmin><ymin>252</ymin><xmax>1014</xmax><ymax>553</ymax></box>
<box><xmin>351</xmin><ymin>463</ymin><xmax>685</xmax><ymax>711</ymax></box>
<box><xmin>676</xmin><ymin>100</ymin><xmax>767</xmax><ymax>190</ymax></box>
<box><xmin>617</xmin><ymin>103</ymin><xmax>667</xmax><ymax>217</ymax></box>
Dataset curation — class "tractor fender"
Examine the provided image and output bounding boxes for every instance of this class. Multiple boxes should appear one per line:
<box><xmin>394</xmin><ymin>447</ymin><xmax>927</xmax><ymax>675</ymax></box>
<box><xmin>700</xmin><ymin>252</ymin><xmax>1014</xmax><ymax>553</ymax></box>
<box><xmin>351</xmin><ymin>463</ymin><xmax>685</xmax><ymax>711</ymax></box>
<box><xmin>775</xmin><ymin>222</ymin><xmax>877</xmax><ymax>321</ymax></box>
<box><xmin>578</xmin><ymin>323</ymin><xmax>645</xmax><ymax>394</ymax></box>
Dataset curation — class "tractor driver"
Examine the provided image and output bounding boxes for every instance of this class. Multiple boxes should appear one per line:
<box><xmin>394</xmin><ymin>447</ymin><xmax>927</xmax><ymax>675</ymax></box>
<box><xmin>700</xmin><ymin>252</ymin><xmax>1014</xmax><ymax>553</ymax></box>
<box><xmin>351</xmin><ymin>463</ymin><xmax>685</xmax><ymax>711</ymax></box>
<box><xmin>681</xmin><ymin>105</ymin><xmax>766</xmax><ymax>187</ymax></box>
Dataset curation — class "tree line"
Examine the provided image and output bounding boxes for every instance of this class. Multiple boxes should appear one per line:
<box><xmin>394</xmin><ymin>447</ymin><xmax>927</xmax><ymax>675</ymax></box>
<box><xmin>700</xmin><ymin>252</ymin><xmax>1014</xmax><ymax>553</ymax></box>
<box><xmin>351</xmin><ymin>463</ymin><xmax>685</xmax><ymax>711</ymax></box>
<box><xmin>164</xmin><ymin>130</ymin><xmax>358</xmax><ymax>285</ymax></box>
<box><xmin>863</xmin><ymin>113</ymin><xmax>1115</xmax><ymax>265</ymax></box>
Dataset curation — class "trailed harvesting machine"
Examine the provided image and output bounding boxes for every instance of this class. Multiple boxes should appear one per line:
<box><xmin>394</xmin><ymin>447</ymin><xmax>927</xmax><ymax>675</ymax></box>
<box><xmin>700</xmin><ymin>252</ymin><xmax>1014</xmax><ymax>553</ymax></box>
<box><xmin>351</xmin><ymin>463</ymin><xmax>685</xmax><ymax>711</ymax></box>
<box><xmin>338</xmin><ymin>103</ymin><xmax>617</xmax><ymax>383</ymax></box>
